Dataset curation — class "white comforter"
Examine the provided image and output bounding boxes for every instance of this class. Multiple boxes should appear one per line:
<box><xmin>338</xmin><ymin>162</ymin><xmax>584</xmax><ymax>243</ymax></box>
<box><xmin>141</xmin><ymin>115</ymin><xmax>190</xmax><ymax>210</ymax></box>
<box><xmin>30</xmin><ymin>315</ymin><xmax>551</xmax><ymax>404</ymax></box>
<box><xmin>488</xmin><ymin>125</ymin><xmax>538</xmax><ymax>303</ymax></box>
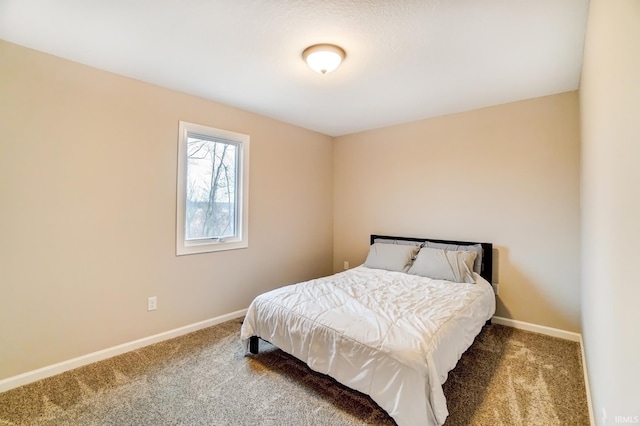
<box><xmin>240</xmin><ymin>266</ymin><xmax>495</xmax><ymax>426</ymax></box>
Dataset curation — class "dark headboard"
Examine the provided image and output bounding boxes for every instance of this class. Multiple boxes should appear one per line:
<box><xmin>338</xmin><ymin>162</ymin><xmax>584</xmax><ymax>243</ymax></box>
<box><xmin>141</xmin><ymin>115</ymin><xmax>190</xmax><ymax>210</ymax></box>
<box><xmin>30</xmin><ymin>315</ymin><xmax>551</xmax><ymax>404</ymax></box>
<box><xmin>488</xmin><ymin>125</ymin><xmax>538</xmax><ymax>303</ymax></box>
<box><xmin>370</xmin><ymin>234</ymin><xmax>493</xmax><ymax>283</ymax></box>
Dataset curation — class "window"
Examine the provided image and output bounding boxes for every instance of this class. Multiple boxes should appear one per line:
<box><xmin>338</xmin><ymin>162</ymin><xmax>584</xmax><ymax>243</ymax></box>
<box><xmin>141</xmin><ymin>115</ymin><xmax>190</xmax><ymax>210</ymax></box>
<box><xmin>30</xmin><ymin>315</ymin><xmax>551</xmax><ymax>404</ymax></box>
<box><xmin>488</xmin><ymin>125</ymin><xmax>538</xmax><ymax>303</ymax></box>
<box><xmin>176</xmin><ymin>121</ymin><xmax>249</xmax><ymax>255</ymax></box>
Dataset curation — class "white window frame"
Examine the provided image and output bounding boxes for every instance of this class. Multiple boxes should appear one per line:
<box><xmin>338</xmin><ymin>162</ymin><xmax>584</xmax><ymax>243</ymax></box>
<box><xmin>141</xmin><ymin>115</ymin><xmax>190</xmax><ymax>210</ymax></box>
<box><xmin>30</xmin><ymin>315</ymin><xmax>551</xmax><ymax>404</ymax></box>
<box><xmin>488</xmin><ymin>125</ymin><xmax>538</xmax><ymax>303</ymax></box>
<box><xmin>176</xmin><ymin>121</ymin><xmax>250</xmax><ymax>255</ymax></box>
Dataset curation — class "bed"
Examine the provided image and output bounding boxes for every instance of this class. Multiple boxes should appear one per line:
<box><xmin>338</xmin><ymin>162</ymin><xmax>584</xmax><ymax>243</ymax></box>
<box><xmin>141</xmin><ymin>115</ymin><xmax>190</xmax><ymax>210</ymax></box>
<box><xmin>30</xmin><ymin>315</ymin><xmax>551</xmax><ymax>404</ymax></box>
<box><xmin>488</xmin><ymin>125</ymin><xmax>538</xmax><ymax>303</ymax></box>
<box><xmin>241</xmin><ymin>235</ymin><xmax>495</xmax><ymax>426</ymax></box>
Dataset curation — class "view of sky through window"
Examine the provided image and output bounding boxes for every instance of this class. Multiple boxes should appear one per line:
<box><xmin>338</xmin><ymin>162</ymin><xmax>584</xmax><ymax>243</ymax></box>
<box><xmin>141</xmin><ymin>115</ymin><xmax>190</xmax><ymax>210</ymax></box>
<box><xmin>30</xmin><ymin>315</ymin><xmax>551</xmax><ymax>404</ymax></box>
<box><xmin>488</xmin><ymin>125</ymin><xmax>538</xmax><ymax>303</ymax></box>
<box><xmin>185</xmin><ymin>135</ymin><xmax>237</xmax><ymax>240</ymax></box>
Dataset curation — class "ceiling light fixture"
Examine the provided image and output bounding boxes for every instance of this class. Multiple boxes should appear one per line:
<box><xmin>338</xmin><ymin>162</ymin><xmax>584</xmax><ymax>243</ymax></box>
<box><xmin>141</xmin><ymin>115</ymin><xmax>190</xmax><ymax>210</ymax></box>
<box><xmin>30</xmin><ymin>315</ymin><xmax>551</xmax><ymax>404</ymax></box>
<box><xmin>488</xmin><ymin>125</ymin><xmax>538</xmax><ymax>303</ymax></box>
<box><xmin>302</xmin><ymin>44</ymin><xmax>346</xmax><ymax>75</ymax></box>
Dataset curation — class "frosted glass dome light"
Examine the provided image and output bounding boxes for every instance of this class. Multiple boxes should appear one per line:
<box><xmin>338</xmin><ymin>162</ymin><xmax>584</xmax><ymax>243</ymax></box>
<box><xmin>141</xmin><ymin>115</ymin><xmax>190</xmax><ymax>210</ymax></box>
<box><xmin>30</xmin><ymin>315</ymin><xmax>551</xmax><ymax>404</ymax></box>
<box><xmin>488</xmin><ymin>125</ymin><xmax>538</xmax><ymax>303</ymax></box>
<box><xmin>302</xmin><ymin>44</ymin><xmax>346</xmax><ymax>74</ymax></box>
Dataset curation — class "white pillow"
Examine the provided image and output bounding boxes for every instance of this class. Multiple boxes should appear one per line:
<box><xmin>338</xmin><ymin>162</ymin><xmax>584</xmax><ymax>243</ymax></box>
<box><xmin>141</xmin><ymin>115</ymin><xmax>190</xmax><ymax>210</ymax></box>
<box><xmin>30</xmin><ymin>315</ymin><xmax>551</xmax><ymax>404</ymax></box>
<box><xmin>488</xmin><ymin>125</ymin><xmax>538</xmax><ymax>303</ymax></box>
<box><xmin>408</xmin><ymin>246</ymin><xmax>477</xmax><ymax>283</ymax></box>
<box><xmin>363</xmin><ymin>243</ymin><xmax>418</xmax><ymax>272</ymax></box>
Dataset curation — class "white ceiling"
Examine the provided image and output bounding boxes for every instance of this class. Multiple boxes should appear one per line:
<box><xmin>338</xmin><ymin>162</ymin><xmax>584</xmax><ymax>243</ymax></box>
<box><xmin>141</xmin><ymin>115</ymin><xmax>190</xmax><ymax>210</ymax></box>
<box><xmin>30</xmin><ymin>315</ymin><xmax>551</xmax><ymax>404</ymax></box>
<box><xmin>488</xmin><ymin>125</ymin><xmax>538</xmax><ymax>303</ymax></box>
<box><xmin>0</xmin><ymin>0</ymin><xmax>590</xmax><ymax>136</ymax></box>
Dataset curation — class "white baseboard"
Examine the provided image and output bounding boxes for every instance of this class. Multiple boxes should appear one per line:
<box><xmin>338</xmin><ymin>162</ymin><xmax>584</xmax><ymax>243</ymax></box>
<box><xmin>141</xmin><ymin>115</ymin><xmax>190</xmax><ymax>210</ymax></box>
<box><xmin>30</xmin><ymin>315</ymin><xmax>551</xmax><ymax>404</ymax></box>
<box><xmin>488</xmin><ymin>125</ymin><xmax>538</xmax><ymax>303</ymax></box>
<box><xmin>0</xmin><ymin>309</ymin><xmax>247</xmax><ymax>393</ymax></box>
<box><xmin>579</xmin><ymin>335</ymin><xmax>595</xmax><ymax>426</ymax></box>
<box><xmin>491</xmin><ymin>315</ymin><xmax>593</xmax><ymax>425</ymax></box>
<box><xmin>491</xmin><ymin>316</ymin><xmax>581</xmax><ymax>342</ymax></box>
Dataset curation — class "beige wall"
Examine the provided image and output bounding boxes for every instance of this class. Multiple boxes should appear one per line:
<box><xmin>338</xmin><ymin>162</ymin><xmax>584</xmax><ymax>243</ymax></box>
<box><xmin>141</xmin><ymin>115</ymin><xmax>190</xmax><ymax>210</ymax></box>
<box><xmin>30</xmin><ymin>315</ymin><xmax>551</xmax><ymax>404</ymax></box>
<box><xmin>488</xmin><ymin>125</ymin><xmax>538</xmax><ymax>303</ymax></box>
<box><xmin>0</xmin><ymin>40</ymin><xmax>334</xmax><ymax>380</ymax></box>
<box><xmin>334</xmin><ymin>92</ymin><xmax>581</xmax><ymax>332</ymax></box>
<box><xmin>580</xmin><ymin>0</ymin><xmax>640</xmax><ymax>422</ymax></box>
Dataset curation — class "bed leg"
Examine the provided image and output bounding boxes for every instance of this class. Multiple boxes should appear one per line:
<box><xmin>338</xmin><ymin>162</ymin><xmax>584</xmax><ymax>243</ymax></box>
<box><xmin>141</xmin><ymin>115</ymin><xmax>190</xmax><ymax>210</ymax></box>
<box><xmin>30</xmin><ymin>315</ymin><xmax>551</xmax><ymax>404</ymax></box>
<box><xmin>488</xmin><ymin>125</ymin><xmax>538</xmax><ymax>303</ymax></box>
<box><xmin>249</xmin><ymin>336</ymin><xmax>259</xmax><ymax>354</ymax></box>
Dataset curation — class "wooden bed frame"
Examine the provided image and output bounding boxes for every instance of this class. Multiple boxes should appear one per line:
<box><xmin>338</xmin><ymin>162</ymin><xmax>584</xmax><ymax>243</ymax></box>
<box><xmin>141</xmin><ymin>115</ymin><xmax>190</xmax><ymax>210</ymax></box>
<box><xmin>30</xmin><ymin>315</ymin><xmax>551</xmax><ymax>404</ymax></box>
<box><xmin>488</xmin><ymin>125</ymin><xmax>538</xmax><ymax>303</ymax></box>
<box><xmin>248</xmin><ymin>234</ymin><xmax>493</xmax><ymax>354</ymax></box>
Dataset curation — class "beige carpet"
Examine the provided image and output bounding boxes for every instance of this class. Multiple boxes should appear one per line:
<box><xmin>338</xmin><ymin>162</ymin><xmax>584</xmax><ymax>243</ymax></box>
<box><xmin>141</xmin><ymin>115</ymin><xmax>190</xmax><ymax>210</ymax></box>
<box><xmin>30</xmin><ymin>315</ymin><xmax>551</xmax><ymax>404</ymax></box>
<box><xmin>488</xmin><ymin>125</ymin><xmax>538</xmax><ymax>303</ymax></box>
<box><xmin>0</xmin><ymin>319</ymin><xmax>589</xmax><ymax>425</ymax></box>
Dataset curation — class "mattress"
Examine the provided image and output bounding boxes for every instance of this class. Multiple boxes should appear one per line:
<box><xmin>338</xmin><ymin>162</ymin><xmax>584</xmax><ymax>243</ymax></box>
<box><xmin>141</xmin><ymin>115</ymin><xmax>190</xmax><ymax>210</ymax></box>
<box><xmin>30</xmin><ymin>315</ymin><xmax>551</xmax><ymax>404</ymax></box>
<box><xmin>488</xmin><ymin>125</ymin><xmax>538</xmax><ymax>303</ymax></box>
<box><xmin>241</xmin><ymin>266</ymin><xmax>496</xmax><ymax>426</ymax></box>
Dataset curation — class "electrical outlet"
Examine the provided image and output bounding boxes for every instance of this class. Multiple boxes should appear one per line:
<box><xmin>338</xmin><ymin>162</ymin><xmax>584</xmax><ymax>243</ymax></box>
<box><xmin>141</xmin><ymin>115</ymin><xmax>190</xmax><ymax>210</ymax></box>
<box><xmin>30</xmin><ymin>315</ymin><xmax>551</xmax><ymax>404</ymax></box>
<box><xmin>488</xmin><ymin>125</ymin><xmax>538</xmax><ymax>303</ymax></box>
<box><xmin>492</xmin><ymin>283</ymin><xmax>499</xmax><ymax>295</ymax></box>
<box><xmin>147</xmin><ymin>296</ymin><xmax>157</xmax><ymax>311</ymax></box>
<box><xmin>344</xmin><ymin>261</ymin><xmax>349</xmax><ymax>270</ymax></box>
